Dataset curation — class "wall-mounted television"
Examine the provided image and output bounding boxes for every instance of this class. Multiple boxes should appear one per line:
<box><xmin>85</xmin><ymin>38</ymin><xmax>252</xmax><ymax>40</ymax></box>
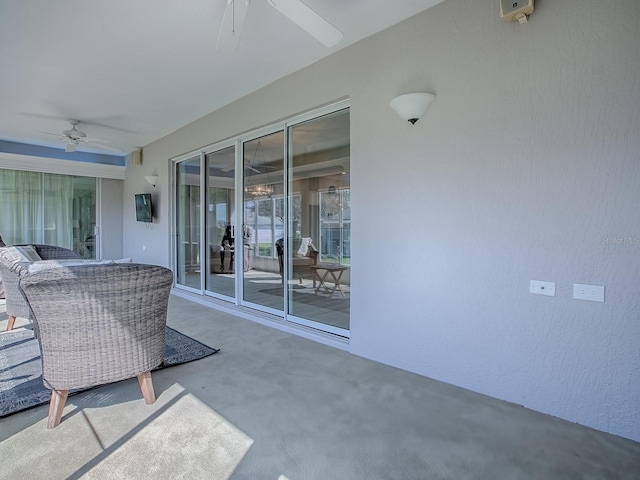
<box><xmin>135</xmin><ymin>193</ymin><xmax>153</xmax><ymax>223</ymax></box>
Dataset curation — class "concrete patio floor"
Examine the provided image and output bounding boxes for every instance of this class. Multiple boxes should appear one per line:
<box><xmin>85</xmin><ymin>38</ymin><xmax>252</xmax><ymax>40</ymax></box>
<box><xmin>1</xmin><ymin>295</ymin><xmax>639</xmax><ymax>479</ymax></box>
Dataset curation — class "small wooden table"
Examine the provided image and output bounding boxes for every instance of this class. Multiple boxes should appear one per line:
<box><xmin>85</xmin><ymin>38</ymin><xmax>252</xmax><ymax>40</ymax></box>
<box><xmin>310</xmin><ymin>263</ymin><xmax>349</xmax><ymax>297</ymax></box>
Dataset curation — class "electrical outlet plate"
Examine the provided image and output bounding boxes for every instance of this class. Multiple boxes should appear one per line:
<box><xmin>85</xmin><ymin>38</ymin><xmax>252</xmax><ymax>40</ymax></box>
<box><xmin>500</xmin><ymin>0</ymin><xmax>534</xmax><ymax>22</ymax></box>
<box><xmin>530</xmin><ymin>280</ymin><xmax>555</xmax><ymax>296</ymax></box>
<box><xmin>573</xmin><ymin>283</ymin><xmax>605</xmax><ymax>302</ymax></box>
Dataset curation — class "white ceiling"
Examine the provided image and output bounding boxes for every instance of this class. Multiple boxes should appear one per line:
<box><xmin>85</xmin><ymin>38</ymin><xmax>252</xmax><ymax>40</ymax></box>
<box><xmin>0</xmin><ymin>0</ymin><xmax>445</xmax><ymax>156</ymax></box>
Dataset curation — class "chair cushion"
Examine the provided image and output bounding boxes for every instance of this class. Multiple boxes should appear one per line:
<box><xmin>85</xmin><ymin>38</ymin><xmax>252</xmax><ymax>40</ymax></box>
<box><xmin>297</xmin><ymin>237</ymin><xmax>312</xmax><ymax>256</ymax></box>
<box><xmin>1</xmin><ymin>245</ymin><xmax>42</xmax><ymax>264</ymax></box>
<box><xmin>28</xmin><ymin>259</ymin><xmax>116</xmax><ymax>273</ymax></box>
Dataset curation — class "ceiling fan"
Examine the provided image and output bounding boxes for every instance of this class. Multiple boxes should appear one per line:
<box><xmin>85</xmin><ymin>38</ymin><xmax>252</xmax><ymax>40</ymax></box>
<box><xmin>217</xmin><ymin>0</ymin><xmax>343</xmax><ymax>51</ymax></box>
<box><xmin>41</xmin><ymin>120</ymin><xmax>121</xmax><ymax>153</ymax></box>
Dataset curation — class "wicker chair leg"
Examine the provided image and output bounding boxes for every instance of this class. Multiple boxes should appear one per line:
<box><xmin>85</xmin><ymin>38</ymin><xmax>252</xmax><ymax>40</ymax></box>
<box><xmin>47</xmin><ymin>390</ymin><xmax>69</xmax><ymax>429</ymax></box>
<box><xmin>6</xmin><ymin>315</ymin><xmax>16</xmax><ymax>331</ymax></box>
<box><xmin>137</xmin><ymin>372</ymin><xmax>156</xmax><ymax>404</ymax></box>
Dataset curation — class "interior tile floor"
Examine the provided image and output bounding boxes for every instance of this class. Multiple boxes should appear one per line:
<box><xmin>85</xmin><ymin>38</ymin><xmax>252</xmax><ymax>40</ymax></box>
<box><xmin>184</xmin><ymin>267</ymin><xmax>350</xmax><ymax>330</ymax></box>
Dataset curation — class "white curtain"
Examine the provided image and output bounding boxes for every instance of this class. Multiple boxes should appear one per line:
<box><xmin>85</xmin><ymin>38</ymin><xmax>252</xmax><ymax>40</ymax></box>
<box><xmin>44</xmin><ymin>174</ymin><xmax>74</xmax><ymax>249</ymax></box>
<box><xmin>0</xmin><ymin>170</ymin><xmax>42</xmax><ymax>244</ymax></box>
<box><xmin>0</xmin><ymin>169</ymin><xmax>87</xmax><ymax>250</ymax></box>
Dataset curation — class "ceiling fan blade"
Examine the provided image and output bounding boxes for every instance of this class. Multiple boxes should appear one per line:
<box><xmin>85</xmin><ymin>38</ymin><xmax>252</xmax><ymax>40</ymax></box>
<box><xmin>39</xmin><ymin>125</ymin><xmax>122</xmax><ymax>153</ymax></box>
<box><xmin>39</xmin><ymin>131</ymin><xmax>67</xmax><ymax>140</ymax></box>
<box><xmin>217</xmin><ymin>0</ymin><xmax>251</xmax><ymax>52</ymax></box>
<box><xmin>87</xmin><ymin>142</ymin><xmax>123</xmax><ymax>153</ymax></box>
<box><xmin>84</xmin><ymin>136</ymin><xmax>116</xmax><ymax>144</ymax></box>
<box><xmin>267</xmin><ymin>0</ymin><xmax>342</xmax><ymax>47</ymax></box>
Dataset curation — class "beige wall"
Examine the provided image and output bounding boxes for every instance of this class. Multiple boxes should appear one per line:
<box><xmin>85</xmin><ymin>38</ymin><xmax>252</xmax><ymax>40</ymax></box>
<box><xmin>99</xmin><ymin>178</ymin><xmax>124</xmax><ymax>260</ymax></box>
<box><xmin>124</xmin><ymin>0</ymin><xmax>640</xmax><ymax>441</ymax></box>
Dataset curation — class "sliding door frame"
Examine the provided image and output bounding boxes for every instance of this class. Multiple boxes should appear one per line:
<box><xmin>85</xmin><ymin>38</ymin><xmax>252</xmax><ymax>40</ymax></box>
<box><xmin>170</xmin><ymin>99</ymin><xmax>350</xmax><ymax>338</ymax></box>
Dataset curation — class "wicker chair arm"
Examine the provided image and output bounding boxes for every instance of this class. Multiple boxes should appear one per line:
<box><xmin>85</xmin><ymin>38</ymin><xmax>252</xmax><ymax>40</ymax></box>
<box><xmin>0</xmin><ymin>244</ymin><xmax>84</xmax><ymax>324</ymax></box>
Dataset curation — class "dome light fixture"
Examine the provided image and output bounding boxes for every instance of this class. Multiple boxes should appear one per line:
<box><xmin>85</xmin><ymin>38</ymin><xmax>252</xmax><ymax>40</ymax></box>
<box><xmin>144</xmin><ymin>175</ymin><xmax>158</xmax><ymax>187</ymax></box>
<box><xmin>390</xmin><ymin>93</ymin><xmax>435</xmax><ymax>124</ymax></box>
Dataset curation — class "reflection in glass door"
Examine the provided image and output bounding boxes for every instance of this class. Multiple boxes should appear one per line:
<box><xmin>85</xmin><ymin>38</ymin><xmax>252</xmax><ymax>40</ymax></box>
<box><xmin>176</xmin><ymin>155</ymin><xmax>201</xmax><ymax>290</ymax></box>
<box><xmin>205</xmin><ymin>146</ymin><xmax>236</xmax><ymax>298</ymax></box>
<box><xmin>242</xmin><ymin>131</ymin><xmax>285</xmax><ymax>312</ymax></box>
<box><xmin>286</xmin><ymin>109</ymin><xmax>350</xmax><ymax>336</ymax></box>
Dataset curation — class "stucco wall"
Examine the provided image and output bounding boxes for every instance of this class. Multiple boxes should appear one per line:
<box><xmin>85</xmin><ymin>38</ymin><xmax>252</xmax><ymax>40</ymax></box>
<box><xmin>126</xmin><ymin>0</ymin><xmax>640</xmax><ymax>441</ymax></box>
<box><xmin>99</xmin><ymin>178</ymin><xmax>124</xmax><ymax>261</ymax></box>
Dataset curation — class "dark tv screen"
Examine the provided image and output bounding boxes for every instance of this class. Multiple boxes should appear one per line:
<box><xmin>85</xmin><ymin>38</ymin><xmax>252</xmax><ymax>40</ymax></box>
<box><xmin>135</xmin><ymin>193</ymin><xmax>153</xmax><ymax>223</ymax></box>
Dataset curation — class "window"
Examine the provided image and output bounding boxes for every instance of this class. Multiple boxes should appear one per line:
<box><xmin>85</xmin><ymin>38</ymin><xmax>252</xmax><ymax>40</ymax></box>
<box><xmin>319</xmin><ymin>188</ymin><xmax>350</xmax><ymax>264</ymax></box>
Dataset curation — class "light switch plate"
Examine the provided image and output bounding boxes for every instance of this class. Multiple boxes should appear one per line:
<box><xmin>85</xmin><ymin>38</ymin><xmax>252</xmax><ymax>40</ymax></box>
<box><xmin>530</xmin><ymin>280</ymin><xmax>555</xmax><ymax>296</ymax></box>
<box><xmin>500</xmin><ymin>0</ymin><xmax>534</xmax><ymax>22</ymax></box>
<box><xmin>573</xmin><ymin>283</ymin><xmax>605</xmax><ymax>302</ymax></box>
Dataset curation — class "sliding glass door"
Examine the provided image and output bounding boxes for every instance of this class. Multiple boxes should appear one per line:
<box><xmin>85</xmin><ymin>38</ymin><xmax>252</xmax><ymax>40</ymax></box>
<box><xmin>0</xmin><ymin>169</ymin><xmax>96</xmax><ymax>258</ymax></box>
<box><xmin>172</xmin><ymin>103</ymin><xmax>350</xmax><ymax>337</ymax></box>
<box><xmin>285</xmin><ymin>109</ymin><xmax>350</xmax><ymax>335</ymax></box>
<box><xmin>44</xmin><ymin>174</ymin><xmax>97</xmax><ymax>256</ymax></box>
<box><xmin>175</xmin><ymin>155</ymin><xmax>201</xmax><ymax>290</ymax></box>
<box><xmin>242</xmin><ymin>131</ymin><xmax>285</xmax><ymax>313</ymax></box>
<box><xmin>205</xmin><ymin>146</ymin><xmax>236</xmax><ymax>299</ymax></box>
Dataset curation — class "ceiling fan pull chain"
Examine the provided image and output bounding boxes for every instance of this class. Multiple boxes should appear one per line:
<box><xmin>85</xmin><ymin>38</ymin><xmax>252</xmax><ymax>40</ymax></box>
<box><xmin>232</xmin><ymin>0</ymin><xmax>235</xmax><ymax>34</ymax></box>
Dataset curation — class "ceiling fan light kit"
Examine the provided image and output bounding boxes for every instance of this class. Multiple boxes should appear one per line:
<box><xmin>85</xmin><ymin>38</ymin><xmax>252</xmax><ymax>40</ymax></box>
<box><xmin>65</xmin><ymin>140</ymin><xmax>78</xmax><ymax>153</ymax></box>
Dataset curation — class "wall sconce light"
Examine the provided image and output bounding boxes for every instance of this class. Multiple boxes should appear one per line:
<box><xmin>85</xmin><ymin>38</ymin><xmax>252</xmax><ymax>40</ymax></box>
<box><xmin>144</xmin><ymin>175</ymin><xmax>159</xmax><ymax>187</ymax></box>
<box><xmin>390</xmin><ymin>93</ymin><xmax>435</xmax><ymax>124</ymax></box>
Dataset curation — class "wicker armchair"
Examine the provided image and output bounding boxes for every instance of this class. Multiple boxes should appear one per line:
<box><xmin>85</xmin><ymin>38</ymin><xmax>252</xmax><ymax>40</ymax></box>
<box><xmin>0</xmin><ymin>244</ymin><xmax>83</xmax><ymax>331</ymax></box>
<box><xmin>275</xmin><ymin>237</ymin><xmax>319</xmax><ymax>283</ymax></box>
<box><xmin>19</xmin><ymin>263</ymin><xmax>174</xmax><ymax>428</ymax></box>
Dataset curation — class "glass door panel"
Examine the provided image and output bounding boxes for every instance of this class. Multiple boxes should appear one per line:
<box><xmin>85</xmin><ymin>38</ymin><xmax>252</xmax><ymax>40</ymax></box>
<box><xmin>176</xmin><ymin>156</ymin><xmax>202</xmax><ymax>290</ymax></box>
<box><xmin>205</xmin><ymin>146</ymin><xmax>236</xmax><ymax>298</ymax></box>
<box><xmin>71</xmin><ymin>176</ymin><xmax>98</xmax><ymax>259</ymax></box>
<box><xmin>0</xmin><ymin>169</ymin><xmax>96</xmax><ymax>258</ymax></box>
<box><xmin>43</xmin><ymin>174</ymin><xmax>96</xmax><ymax>258</ymax></box>
<box><xmin>242</xmin><ymin>131</ymin><xmax>285</xmax><ymax>312</ymax></box>
<box><xmin>171</xmin><ymin>104</ymin><xmax>350</xmax><ymax>338</ymax></box>
<box><xmin>286</xmin><ymin>109</ymin><xmax>350</xmax><ymax>335</ymax></box>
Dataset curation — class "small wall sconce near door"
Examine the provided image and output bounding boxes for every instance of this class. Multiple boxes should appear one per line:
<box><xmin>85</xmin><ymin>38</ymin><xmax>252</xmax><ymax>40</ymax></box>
<box><xmin>144</xmin><ymin>175</ymin><xmax>159</xmax><ymax>187</ymax></box>
<box><xmin>390</xmin><ymin>93</ymin><xmax>435</xmax><ymax>124</ymax></box>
